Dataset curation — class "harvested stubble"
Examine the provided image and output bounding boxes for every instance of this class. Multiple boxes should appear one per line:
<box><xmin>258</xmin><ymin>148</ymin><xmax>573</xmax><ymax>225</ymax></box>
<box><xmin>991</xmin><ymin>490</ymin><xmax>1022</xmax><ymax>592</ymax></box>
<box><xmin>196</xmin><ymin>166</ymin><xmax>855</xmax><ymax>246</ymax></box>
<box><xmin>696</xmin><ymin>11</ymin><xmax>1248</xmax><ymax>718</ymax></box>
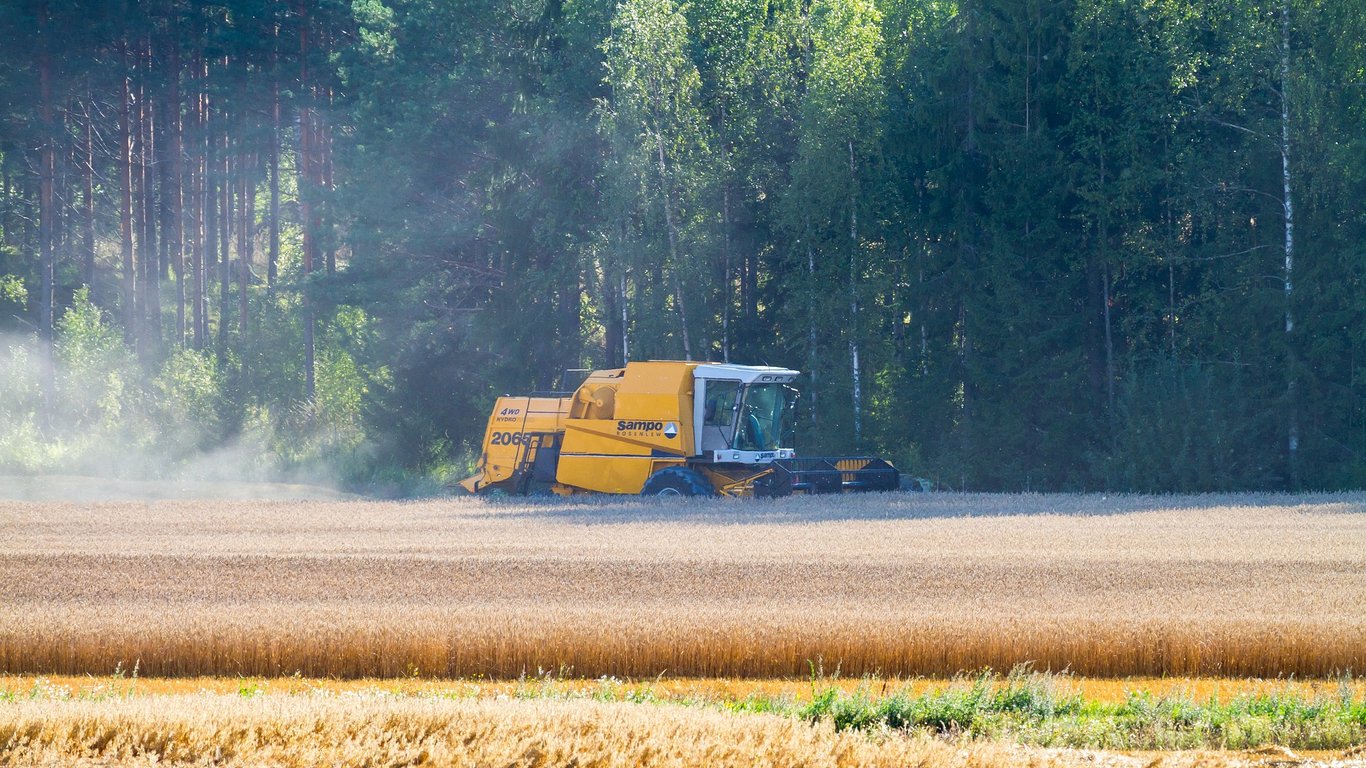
<box><xmin>1</xmin><ymin>493</ymin><xmax>1363</xmax><ymax>678</ymax></box>
<box><xmin>0</xmin><ymin>693</ymin><xmax>1326</xmax><ymax>768</ymax></box>
<box><xmin>0</xmin><ymin>694</ymin><xmax>994</xmax><ymax>768</ymax></box>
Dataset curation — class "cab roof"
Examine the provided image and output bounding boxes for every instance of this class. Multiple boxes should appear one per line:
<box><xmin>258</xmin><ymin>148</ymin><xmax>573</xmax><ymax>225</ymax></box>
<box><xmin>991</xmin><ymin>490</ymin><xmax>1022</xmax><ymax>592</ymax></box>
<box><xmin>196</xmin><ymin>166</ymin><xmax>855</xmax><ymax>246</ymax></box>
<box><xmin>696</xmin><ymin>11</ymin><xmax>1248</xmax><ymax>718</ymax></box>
<box><xmin>692</xmin><ymin>363</ymin><xmax>799</xmax><ymax>384</ymax></box>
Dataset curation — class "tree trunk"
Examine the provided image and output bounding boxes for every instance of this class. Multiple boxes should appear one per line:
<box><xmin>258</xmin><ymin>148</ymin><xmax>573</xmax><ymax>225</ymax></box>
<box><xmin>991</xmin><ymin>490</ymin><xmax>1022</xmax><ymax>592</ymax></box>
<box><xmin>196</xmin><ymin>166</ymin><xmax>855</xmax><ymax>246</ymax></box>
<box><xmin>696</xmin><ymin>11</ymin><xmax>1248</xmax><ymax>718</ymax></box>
<box><xmin>37</xmin><ymin>0</ymin><xmax>56</xmax><ymax>424</ymax></box>
<box><xmin>217</xmin><ymin>132</ymin><xmax>230</xmax><ymax>362</ymax></box>
<box><xmin>167</xmin><ymin>40</ymin><xmax>185</xmax><ymax>345</ymax></box>
<box><xmin>1103</xmin><ymin>260</ymin><xmax>1114</xmax><ymax>412</ymax></box>
<box><xmin>320</xmin><ymin>23</ymin><xmax>336</xmax><ymax>277</ymax></box>
<box><xmin>237</xmin><ymin>151</ymin><xmax>251</xmax><ymax>387</ymax></box>
<box><xmin>1095</xmin><ymin>74</ymin><xmax>1115</xmax><ymax>419</ymax></box>
<box><xmin>1</xmin><ymin>162</ymin><xmax>11</xmax><ymax>248</ymax></box>
<box><xmin>620</xmin><ymin>272</ymin><xmax>630</xmax><ymax>365</ymax></box>
<box><xmin>848</xmin><ymin>138</ymin><xmax>862</xmax><ymax>450</ymax></box>
<box><xmin>602</xmin><ymin>255</ymin><xmax>621</xmax><ymax>368</ymax></box>
<box><xmin>719</xmin><ymin>107</ymin><xmax>730</xmax><ymax>363</ymax></box>
<box><xmin>323</xmin><ymin>110</ymin><xmax>336</xmax><ymax>274</ymax></box>
<box><xmin>132</xmin><ymin>68</ymin><xmax>147</xmax><ymax>354</ymax></box>
<box><xmin>653</xmin><ymin>130</ymin><xmax>691</xmax><ymax>360</ymax></box>
<box><xmin>82</xmin><ymin>115</ymin><xmax>95</xmax><ymax>293</ymax></box>
<box><xmin>238</xmin><ymin>153</ymin><xmax>249</xmax><ymax>336</ymax></box>
<box><xmin>156</xmin><ymin>79</ymin><xmax>172</xmax><ymax>287</ymax></box>
<box><xmin>299</xmin><ymin>0</ymin><xmax>316</xmax><ymax>399</ymax></box>
<box><xmin>959</xmin><ymin>300</ymin><xmax>973</xmax><ymax>420</ymax></box>
<box><xmin>138</xmin><ymin>44</ymin><xmax>160</xmax><ymax>353</ymax></box>
<box><xmin>742</xmin><ymin>250</ymin><xmax>756</xmax><ymax>338</ymax></box>
<box><xmin>120</xmin><ymin>44</ymin><xmax>137</xmax><ymax>346</ymax></box>
<box><xmin>54</xmin><ymin>110</ymin><xmax>66</xmax><ymax>270</ymax></box>
<box><xmin>919</xmin><ymin>262</ymin><xmax>928</xmax><ymax>375</ymax></box>
<box><xmin>806</xmin><ymin>214</ymin><xmax>817</xmax><ymax>429</ymax></box>
<box><xmin>188</xmin><ymin>62</ymin><xmax>204</xmax><ymax>349</ymax></box>
<box><xmin>1280</xmin><ymin>0</ymin><xmax>1298</xmax><ymax>485</ymax></box>
<box><xmin>268</xmin><ymin>30</ymin><xmax>280</xmax><ymax>289</ymax></box>
<box><xmin>203</xmin><ymin>122</ymin><xmax>216</xmax><ymax>329</ymax></box>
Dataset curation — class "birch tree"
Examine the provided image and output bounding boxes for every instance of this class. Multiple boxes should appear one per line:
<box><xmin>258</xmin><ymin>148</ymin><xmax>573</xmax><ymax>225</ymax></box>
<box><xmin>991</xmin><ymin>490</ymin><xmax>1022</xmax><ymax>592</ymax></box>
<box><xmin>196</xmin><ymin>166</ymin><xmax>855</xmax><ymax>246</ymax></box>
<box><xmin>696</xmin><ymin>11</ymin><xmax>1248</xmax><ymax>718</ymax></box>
<box><xmin>788</xmin><ymin>0</ymin><xmax>883</xmax><ymax>450</ymax></box>
<box><xmin>601</xmin><ymin>0</ymin><xmax>712</xmax><ymax>361</ymax></box>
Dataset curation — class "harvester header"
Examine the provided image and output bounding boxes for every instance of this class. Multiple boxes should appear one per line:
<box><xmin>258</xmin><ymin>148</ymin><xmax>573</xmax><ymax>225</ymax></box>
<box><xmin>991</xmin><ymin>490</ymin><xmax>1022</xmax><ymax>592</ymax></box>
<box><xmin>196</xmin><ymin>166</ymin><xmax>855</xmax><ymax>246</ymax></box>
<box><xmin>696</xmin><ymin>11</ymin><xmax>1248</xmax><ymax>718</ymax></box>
<box><xmin>460</xmin><ymin>360</ymin><xmax>899</xmax><ymax>497</ymax></box>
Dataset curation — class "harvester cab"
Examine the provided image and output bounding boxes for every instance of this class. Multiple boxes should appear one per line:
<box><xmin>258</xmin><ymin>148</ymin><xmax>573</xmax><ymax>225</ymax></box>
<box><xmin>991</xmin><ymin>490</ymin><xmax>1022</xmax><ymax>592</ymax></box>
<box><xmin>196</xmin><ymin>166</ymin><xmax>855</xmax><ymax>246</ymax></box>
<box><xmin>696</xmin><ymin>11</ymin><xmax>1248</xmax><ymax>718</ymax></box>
<box><xmin>692</xmin><ymin>363</ymin><xmax>797</xmax><ymax>463</ymax></box>
<box><xmin>459</xmin><ymin>360</ymin><xmax>899</xmax><ymax>498</ymax></box>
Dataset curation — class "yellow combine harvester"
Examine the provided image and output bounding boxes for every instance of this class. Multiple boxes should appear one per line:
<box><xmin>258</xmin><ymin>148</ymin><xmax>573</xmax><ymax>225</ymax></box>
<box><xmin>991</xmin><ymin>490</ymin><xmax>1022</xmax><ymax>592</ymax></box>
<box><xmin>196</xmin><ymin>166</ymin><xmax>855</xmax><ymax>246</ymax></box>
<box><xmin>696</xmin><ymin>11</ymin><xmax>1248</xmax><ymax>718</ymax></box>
<box><xmin>460</xmin><ymin>360</ymin><xmax>899</xmax><ymax>497</ymax></box>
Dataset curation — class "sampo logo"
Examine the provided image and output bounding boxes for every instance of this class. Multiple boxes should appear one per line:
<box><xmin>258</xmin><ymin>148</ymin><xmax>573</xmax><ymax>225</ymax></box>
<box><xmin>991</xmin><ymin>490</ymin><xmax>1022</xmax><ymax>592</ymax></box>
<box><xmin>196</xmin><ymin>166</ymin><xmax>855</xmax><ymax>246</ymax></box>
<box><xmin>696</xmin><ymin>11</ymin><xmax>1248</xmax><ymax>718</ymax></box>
<box><xmin>617</xmin><ymin>420</ymin><xmax>664</xmax><ymax>432</ymax></box>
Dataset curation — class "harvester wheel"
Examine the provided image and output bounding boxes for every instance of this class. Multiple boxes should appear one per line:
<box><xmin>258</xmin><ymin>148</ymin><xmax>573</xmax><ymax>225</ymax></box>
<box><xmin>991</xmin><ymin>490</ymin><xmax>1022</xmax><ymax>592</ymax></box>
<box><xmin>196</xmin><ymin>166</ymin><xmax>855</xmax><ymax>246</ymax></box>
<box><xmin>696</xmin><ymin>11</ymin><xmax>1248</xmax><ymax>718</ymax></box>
<box><xmin>640</xmin><ymin>466</ymin><xmax>715</xmax><ymax>497</ymax></box>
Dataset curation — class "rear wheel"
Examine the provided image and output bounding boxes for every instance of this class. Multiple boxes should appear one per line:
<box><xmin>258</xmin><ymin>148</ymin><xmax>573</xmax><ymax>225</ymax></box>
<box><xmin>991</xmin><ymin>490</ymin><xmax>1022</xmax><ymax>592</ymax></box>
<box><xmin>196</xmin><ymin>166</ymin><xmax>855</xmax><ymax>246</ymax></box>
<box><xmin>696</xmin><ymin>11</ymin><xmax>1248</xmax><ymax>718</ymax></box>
<box><xmin>640</xmin><ymin>466</ymin><xmax>715</xmax><ymax>497</ymax></box>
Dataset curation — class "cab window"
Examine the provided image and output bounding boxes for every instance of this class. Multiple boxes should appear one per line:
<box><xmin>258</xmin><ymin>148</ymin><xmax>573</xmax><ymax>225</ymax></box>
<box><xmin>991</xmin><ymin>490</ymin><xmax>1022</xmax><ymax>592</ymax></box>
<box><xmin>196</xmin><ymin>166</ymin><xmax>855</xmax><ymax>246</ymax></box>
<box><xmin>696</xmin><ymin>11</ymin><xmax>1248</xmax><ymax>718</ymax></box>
<box><xmin>703</xmin><ymin>380</ymin><xmax>740</xmax><ymax>427</ymax></box>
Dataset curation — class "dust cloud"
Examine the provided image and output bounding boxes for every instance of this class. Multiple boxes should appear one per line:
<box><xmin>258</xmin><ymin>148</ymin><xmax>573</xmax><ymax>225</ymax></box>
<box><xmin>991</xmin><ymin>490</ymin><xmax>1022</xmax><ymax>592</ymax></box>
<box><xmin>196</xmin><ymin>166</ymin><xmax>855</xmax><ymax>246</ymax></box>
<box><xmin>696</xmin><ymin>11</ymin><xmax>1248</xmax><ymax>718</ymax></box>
<box><xmin>0</xmin><ymin>332</ymin><xmax>357</xmax><ymax>501</ymax></box>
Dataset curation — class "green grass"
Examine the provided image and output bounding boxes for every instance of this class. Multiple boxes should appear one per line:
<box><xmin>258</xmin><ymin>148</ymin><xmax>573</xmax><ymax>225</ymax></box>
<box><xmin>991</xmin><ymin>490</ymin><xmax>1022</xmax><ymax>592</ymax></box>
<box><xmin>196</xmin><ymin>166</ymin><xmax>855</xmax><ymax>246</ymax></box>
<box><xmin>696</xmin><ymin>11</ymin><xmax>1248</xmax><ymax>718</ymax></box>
<box><xmin>485</xmin><ymin>666</ymin><xmax>1366</xmax><ymax>750</ymax></box>
<box><xmin>783</xmin><ymin>668</ymin><xmax>1366</xmax><ymax>750</ymax></box>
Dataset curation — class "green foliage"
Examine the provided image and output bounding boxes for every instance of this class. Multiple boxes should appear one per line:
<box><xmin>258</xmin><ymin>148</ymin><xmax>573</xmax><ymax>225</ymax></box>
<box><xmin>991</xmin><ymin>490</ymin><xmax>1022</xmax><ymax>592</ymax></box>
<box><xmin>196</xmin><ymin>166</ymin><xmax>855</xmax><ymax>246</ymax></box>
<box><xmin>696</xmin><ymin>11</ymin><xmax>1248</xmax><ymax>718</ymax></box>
<box><xmin>0</xmin><ymin>273</ymin><xmax>24</xmax><ymax>306</ymax></box>
<box><xmin>153</xmin><ymin>348</ymin><xmax>222</xmax><ymax>447</ymax></box>
<box><xmin>5</xmin><ymin>0</ymin><xmax>1366</xmax><ymax>491</ymax></box>
<box><xmin>600</xmin><ymin>0</ymin><xmax>716</xmax><ymax>360</ymax></box>
<box><xmin>55</xmin><ymin>288</ymin><xmax>136</xmax><ymax>434</ymax></box>
<box><xmin>0</xmin><ymin>342</ymin><xmax>52</xmax><ymax>473</ymax></box>
<box><xmin>789</xmin><ymin>669</ymin><xmax>1366</xmax><ymax>750</ymax></box>
<box><xmin>351</xmin><ymin>0</ymin><xmax>395</xmax><ymax>60</ymax></box>
<box><xmin>1099</xmin><ymin>361</ymin><xmax>1282</xmax><ymax>491</ymax></box>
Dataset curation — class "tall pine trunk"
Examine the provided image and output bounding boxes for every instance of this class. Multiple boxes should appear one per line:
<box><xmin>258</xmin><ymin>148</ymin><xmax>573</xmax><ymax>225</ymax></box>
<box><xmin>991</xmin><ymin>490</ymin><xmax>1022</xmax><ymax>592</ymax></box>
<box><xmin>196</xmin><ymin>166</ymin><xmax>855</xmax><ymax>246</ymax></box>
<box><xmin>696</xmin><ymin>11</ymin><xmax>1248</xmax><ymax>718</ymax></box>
<box><xmin>204</xmin><ymin>111</ymin><xmax>217</xmax><ymax>342</ymax></box>
<box><xmin>37</xmin><ymin>0</ymin><xmax>56</xmax><ymax>424</ymax></box>
<box><xmin>323</xmin><ymin>109</ymin><xmax>336</xmax><ymax>274</ymax></box>
<box><xmin>190</xmin><ymin>58</ymin><xmax>207</xmax><ymax>349</ymax></box>
<box><xmin>299</xmin><ymin>0</ymin><xmax>316</xmax><ymax>399</ymax></box>
<box><xmin>238</xmin><ymin>153</ymin><xmax>250</xmax><ymax>336</ymax></box>
<box><xmin>82</xmin><ymin>114</ymin><xmax>95</xmax><ymax>294</ymax></box>
<box><xmin>217</xmin><ymin>130</ymin><xmax>230</xmax><ymax>363</ymax></box>
<box><xmin>240</xmin><ymin>151</ymin><xmax>255</xmax><ymax>385</ymax></box>
<box><xmin>268</xmin><ymin>27</ymin><xmax>280</xmax><ymax>289</ymax></box>
<box><xmin>119</xmin><ymin>43</ymin><xmax>137</xmax><ymax>346</ymax></box>
<box><xmin>137</xmin><ymin>43</ymin><xmax>160</xmax><ymax>353</ymax></box>
<box><xmin>167</xmin><ymin>40</ymin><xmax>185</xmax><ymax>345</ymax></box>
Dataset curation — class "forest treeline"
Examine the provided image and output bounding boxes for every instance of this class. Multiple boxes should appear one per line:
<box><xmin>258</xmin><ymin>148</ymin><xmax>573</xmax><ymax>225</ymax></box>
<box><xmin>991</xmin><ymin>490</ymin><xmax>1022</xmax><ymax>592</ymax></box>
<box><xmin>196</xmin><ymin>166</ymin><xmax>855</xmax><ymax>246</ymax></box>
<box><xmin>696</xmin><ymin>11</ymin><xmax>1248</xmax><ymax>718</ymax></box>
<box><xmin>1</xmin><ymin>0</ymin><xmax>1364</xmax><ymax>492</ymax></box>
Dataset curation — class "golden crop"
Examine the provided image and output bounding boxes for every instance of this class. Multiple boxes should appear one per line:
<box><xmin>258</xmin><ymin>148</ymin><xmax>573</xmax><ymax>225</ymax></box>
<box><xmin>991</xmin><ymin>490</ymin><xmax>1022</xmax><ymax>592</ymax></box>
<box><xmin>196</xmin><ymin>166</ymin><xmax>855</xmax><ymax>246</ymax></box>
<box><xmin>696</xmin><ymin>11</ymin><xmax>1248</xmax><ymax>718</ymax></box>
<box><xmin>2</xmin><ymin>492</ymin><xmax>1363</xmax><ymax>678</ymax></box>
<box><xmin>0</xmin><ymin>692</ymin><xmax>1330</xmax><ymax>768</ymax></box>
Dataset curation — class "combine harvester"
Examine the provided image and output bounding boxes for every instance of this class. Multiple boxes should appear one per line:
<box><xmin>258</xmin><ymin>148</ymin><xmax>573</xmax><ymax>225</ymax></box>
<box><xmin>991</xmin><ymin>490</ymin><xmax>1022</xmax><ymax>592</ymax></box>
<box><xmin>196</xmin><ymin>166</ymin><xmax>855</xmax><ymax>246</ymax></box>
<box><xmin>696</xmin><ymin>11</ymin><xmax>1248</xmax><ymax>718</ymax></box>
<box><xmin>460</xmin><ymin>361</ymin><xmax>899</xmax><ymax>497</ymax></box>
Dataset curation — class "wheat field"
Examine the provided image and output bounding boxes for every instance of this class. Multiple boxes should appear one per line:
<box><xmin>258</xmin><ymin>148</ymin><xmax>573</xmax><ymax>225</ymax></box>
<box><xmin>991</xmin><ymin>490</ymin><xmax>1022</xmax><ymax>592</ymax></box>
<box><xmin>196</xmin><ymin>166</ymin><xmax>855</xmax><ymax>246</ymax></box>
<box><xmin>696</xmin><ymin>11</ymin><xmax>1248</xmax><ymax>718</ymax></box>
<box><xmin>2</xmin><ymin>492</ymin><xmax>1364</xmax><ymax>678</ymax></box>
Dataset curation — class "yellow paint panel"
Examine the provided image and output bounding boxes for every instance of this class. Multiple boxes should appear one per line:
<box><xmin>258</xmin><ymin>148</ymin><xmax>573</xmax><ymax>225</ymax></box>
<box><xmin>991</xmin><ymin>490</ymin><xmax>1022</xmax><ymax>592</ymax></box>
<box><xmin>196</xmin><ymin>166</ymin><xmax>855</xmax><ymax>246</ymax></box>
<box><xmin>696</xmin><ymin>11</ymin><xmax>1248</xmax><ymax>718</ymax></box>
<box><xmin>462</xmin><ymin>396</ymin><xmax>570</xmax><ymax>492</ymax></box>
<box><xmin>556</xmin><ymin>455</ymin><xmax>684</xmax><ymax>494</ymax></box>
<box><xmin>609</xmin><ymin>361</ymin><xmax>697</xmax><ymax>455</ymax></box>
<box><xmin>467</xmin><ymin>361</ymin><xmax>703</xmax><ymax>494</ymax></box>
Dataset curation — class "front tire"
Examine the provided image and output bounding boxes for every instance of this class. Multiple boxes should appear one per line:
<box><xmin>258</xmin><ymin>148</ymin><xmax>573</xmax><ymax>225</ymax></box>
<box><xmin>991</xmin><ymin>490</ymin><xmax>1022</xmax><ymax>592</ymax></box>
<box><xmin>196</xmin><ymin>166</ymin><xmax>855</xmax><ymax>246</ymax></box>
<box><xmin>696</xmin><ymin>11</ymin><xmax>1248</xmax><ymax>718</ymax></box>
<box><xmin>640</xmin><ymin>466</ymin><xmax>715</xmax><ymax>497</ymax></box>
